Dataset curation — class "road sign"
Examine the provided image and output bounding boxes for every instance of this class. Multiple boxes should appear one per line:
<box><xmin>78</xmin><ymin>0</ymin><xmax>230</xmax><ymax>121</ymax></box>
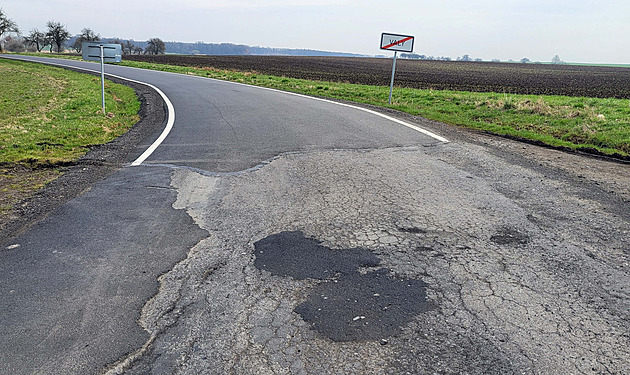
<box><xmin>82</xmin><ymin>42</ymin><xmax>122</xmax><ymax>63</ymax></box>
<box><xmin>81</xmin><ymin>42</ymin><xmax>122</xmax><ymax>114</ymax></box>
<box><xmin>380</xmin><ymin>33</ymin><xmax>414</xmax><ymax>53</ymax></box>
<box><xmin>380</xmin><ymin>33</ymin><xmax>415</xmax><ymax>104</ymax></box>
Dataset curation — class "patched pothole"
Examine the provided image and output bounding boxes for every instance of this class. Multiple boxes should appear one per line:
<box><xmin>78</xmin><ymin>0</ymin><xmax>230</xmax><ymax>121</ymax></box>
<box><xmin>254</xmin><ymin>231</ymin><xmax>431</xmax><ymax>342</ymax></box>
<box><xmin>490</xmin><ymin>227</ymin><xmax>530</xmax><ymax>245</ymax></box>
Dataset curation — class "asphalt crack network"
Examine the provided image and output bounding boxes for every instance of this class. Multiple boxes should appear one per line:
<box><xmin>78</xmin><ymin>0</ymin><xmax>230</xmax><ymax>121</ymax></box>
<box><xmin>106</xmin><ymin>143</ymin><xmax>629</xmax><ymax>374</ymax></box>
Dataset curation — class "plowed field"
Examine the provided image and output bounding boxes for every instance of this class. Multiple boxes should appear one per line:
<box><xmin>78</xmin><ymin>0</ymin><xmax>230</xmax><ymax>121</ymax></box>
<box><xmin>123</xmin><ymin>55</ymin><xmax>630</xmax><ymax>99</ymax></box>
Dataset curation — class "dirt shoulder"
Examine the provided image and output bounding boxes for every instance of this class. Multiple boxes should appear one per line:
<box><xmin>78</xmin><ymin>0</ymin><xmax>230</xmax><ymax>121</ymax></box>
<box><xmin>0</xmin><ymin>73</ymin><xmax>166</xmax><ymax>246</ymax></box>
<box><xmin>381</xmin><ymin>100</ymin><xmax>630</xmax><ymax>200</ymax></box>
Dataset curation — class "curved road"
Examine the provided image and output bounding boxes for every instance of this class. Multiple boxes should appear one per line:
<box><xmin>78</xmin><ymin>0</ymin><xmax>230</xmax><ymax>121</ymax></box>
<box><xmin>0</xmin><ymin>55</ymin><xmax>443</xmax><ymax>374</ymax></box>
<box><xmin>1</xmin><ymin>55</ymin><xmax>445</xmax><ymax>171</ymax></box>
<box><xmin>1</xmin><ymin>55</ymin><xmax>629</xmax><ymax>375</ymax></box>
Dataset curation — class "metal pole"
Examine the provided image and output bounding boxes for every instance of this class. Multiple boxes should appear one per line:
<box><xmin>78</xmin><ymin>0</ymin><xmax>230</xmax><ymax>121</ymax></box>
<box><xmin>100</xmin><ymin>45</ymin><xmax>105</xmax><ymax>115</ymax></box>
<box><xmin>388</xmin><ymin>51</ymin><xmax>397</xmax><ymax>105</ymax></box>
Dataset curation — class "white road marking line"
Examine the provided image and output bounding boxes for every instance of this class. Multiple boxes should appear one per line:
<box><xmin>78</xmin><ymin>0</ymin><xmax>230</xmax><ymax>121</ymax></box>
<box><xmin>115</xmin><ymin>63</ymin><xmax>450</xmax><ymax>143</ymax></box>
<box><xmin>4</xmin><ymin>56</ymin><xmax>448</xmax><ymax>167</ymax></box>
<box><xmin>128</xmin><ymin>89</ymin><xmax>174</xmax><ymax>166</ymax></box>
<box><xmin>214</xmin><ymin>79</ymin><xmax>450</xmax><ymax>143</ymax></box>
<box><xmin>0</xmin><ymin>56</ymin><xmax>175</xmax><ymax>166</ymax></box>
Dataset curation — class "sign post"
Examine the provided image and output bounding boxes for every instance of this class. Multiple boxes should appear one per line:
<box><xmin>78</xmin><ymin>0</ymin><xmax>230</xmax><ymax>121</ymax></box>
<box><xmin>99</xmin><ymin>45</ymin><xmax>105</xmax><ymax>114</ymax></box>
<box><xmin>380</xmin><ymin>33</ymin><xmax>414</xmax><ymax>104</ymax></box>
<box><xmin>82</xmin><ymin>42</ymin><xmax>122</xmax><ymax>115</ymax></box>
<box><xmin>389</xmin><ymin>51</ymin><xmax>398</xmax><ymax>105</ymax></box>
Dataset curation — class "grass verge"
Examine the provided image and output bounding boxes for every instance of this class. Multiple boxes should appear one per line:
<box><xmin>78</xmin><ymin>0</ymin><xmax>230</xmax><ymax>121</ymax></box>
<box><xmin>21</xmin><ymin>53</ymin><xmax>630</xmax><ymax>158</ymax></box>
<box><xmin>1</xmin><ymin>58</ymin><xmax>140</xmax><ymax>165</ymax></box>
<box><xmin>0</xmin><ymin>57</ymin><xmax>140</xmax><ymax>223</ymax></box>
<box><xmin>120</xmin><ymin>60</ymin><xmax>630</xmax><ymax>158</ymax></box>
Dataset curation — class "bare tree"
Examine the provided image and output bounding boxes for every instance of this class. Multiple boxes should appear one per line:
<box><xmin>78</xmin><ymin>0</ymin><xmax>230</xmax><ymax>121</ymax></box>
<box><xmin>46</xmin><ymin>21</ymin><xmax>70</xmax><ymax>53</ymax></box>
<box><xmin>551</xmin><ymin>55</ymin><xmax>564</xmax><ymax>64</ymax></box>
<box><xmin>123</xmin><ymin>40</ymin><xmax>135</xmax><ymax>55</ymax></box>
<box><xmin>133</xmin><ymin>46</ymin><xmax>143</xmax><ymax>55</ymax></box>
<box><xmin>71</xmin><ymin>28</ymin><xmax>100</xmax><ymax>53</ymax></box>
<box><xmin>145</xmin><ymin>38</ymin><xmax>165</xmax><ymax>55</ymax></box>
<box><xmin>0</xmin><ymin>8</ymin><xmax>19</xmax><ymax>51</ymax></box>
<box><xmin>520</xmin><ymin>57</ymin><xmax>531</xmax><ymax>64</ymax></box>
<box><xmin>24</xmin><ymin>28</ymin><xmax>47</xmax><ymax>52</ymax></box>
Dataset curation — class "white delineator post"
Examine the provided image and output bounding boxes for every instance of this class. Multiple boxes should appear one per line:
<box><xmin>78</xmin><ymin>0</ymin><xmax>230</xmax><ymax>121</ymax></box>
<box><xmin>380</xmin><ymin>33</ymin><xmax>415</xmax><ymax>105</ymax></box>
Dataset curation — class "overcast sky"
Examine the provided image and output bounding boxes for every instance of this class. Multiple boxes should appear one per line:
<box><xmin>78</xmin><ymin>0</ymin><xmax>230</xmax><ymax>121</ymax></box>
<box><xmin>3</xmin><ymin>0</ymin><xmax>629</xmax><ymax>63</ymax></box>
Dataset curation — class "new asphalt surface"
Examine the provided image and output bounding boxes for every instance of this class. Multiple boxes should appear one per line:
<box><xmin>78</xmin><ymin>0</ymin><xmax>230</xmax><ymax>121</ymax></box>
<box><xmin>0</xmin><ymin>55</ymin><xmax>442</xmax><ymax>171</ymax></box>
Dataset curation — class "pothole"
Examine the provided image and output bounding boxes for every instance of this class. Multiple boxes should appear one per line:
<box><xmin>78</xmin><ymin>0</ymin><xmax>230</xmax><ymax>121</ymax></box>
<box><xmin>253</xmin><ymin>231</ymin><xmax>432</xmax><ymax>342</ymax></box>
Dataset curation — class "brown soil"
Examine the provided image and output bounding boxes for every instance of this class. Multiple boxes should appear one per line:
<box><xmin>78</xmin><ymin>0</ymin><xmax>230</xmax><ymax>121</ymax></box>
<box><xmin>124</xmin><ymin>55</ymin><xmax>630</xmax><ymax>99</ymax></box>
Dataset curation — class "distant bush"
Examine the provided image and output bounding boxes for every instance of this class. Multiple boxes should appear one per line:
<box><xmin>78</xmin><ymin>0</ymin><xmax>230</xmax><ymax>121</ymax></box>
<box><xmin>3</xmin><ymin>36</ymin><xmax>27</xmax><ymax>52</ymax></box>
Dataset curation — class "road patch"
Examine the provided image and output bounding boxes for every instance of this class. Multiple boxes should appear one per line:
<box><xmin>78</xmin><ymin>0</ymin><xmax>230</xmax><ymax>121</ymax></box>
<box><xmin>254</xmin><ymin>231</ymin><xmax>431</xmax><ymax>342</ymax></box>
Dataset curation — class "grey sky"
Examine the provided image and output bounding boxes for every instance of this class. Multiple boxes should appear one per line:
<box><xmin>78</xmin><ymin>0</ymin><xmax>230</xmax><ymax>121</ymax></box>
<box><xmin>3</xmin><ymin>0</ymin><xmax>629</xmax><ymax>63</ymax></box>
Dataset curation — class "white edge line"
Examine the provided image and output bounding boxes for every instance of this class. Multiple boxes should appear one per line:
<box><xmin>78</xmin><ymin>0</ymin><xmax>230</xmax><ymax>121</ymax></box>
<box><xmin>218</xmin><ymin>79</ymin><xmax>450</xmax><ymax>144</ymax></box>
<box><xmin>4</xmin><ymin>55</ymin><xmax>447</xmax><ymax>159</ymax></box>
<box><xmin>1</xmin><ymin>56</ymin><xmax>175</xmax><ymax>166</ymax></box>
<box><xmin>129</xmin><ymin>86</ymin><xmax>174</xmax><ymax>166</ymax></box>
<box><xmin>124</xmin><ymin>65</ymin><xmax>450</xmax><ymax>144</ymax></box>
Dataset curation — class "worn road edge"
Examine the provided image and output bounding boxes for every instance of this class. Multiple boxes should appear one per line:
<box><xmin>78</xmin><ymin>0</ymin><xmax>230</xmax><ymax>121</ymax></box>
<box><xmin>0</xmin><ymin>60</ymin><xmax>168</xmax><ymax>245</ymax></box>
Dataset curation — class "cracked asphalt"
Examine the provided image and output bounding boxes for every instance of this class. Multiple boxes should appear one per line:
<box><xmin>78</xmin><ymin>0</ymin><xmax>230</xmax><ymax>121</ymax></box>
<box><xmin>110</xmin><ymin>141</ymin><xmax>629</xmax><ymax>374</ymax></box>
<box><xmin>1</xmin><ymin>56</ymin><xmax>629</xmax><ymax>374</ymax></box>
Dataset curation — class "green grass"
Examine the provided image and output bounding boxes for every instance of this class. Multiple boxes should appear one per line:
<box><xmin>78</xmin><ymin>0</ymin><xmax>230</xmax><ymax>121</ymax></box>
<box><xmin>121</xmin><ymin>60</ymin><xmax>630</xmax><ymax>157</ymax></box>
<box><xmin>564</xmin><ymin>62</ymin><xmax>630</xmax><ymax>68</ymax></box>
<box><xmin>20</xmin><ymin>53</ymin><xmax>630</xmax><ymax>158</ymax></box>
<box><xmin>0</xmin><ymin>58</ymin><xmax>140</xmax><ymax>165</ymax></box>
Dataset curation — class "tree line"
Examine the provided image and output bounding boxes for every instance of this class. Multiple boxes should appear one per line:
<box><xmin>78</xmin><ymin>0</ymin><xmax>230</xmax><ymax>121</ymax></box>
<box><xmin>399</xmin><ymin>53</ymin><xmax>565</xmax><ymax>64</ymax></box>
<box><xmin>0</xmin><ymin>8</ymin><xmax>166</xmax><ymax>55</ymax></box>
<box><xmin>1</xmin><ymin>8</ymin><xmax>568</xmax><ymax>63</ymax></box>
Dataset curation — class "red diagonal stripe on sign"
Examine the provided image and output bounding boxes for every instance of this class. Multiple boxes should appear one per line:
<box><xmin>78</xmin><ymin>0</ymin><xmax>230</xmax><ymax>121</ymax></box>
<box><xmin>383</xmin><ymin>36</ymin><xmax>413</xmax><ymax>50</ymax></box>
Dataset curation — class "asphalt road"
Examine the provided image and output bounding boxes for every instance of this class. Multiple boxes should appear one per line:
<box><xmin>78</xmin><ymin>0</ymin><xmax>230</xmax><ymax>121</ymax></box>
<box><xmin>0</xmin><ymin>55</ymin><xmax>442</xmax><ymax>171</ymax></box>
<box><xmin>1</xmin><ymin>55</ymin><xmax>629</xmax><ymax>375</ymax></box>
<box><xmin>0</xmin><ymin>55</ymin><xmax>440</xmax><ymax>374</ymax></box>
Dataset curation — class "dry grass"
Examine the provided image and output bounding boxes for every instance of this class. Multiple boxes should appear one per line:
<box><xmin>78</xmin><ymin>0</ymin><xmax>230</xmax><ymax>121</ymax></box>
<box><xmin>477</xmin><ymin>97</ymin><xmax>609</xmax><ymax>122</ymax></box>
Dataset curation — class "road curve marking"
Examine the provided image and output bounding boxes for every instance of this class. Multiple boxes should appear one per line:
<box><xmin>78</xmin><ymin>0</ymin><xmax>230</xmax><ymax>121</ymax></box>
<box><xmin>274</xmin><ymin>88</ymin><xmax>450</xmax><ymax>143</ymax></box>
<box><xmin>122</xmin><ymin>66</ymin><xmax>450</xmax><ymax>144</ymax></box>
<box><xmin>0</xmin><ymin>56</ymin><xmax>175</xmax><ymax>166</ymax></box>
<box><xmin>51</xmin><ymin>59</ymin><xmax>450</xmax><ymax>143</ymax></box>
<box><xmin>3</xmin><ymin>56</ymin><xmax>448</xmax><ymax>164</ymax></box>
